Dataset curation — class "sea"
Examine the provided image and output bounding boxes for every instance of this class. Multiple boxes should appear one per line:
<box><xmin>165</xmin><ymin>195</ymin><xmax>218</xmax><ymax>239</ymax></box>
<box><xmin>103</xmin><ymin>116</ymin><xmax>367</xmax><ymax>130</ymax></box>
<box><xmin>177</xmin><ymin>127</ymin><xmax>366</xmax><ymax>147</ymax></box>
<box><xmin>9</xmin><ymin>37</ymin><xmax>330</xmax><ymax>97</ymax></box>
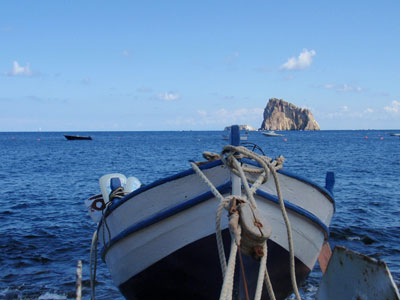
<box><xmin>0</xmin><ymin>130</ymin><xmax>399</xmax><ymax>300</ymax></box>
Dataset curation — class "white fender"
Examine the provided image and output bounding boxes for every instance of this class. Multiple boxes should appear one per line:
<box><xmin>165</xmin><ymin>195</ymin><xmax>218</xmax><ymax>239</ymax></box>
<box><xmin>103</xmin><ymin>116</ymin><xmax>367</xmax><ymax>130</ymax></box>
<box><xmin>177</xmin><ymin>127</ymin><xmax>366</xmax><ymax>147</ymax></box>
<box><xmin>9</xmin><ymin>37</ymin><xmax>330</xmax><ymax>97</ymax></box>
<box><xmin>125</xmin><ymin>176</ymin><xmax>141</xmax><ymax>193</ymax></box>
<box><xmin>99</xmin><ymin>173</ymin><xmax>127</xmax><ymax>204</ymax></box>
<box><xmin>85</xmin><ymin>174</ymin><xmax>142</xmax><ymax>224</ymax></box>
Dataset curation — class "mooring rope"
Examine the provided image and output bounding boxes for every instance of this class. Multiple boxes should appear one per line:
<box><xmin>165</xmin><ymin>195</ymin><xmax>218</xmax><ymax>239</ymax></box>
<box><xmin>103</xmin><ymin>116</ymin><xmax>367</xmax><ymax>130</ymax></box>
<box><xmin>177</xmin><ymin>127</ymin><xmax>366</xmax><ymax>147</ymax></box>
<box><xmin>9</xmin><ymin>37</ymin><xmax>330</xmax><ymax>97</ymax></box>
<box><xmin>89</xmin><ymin>187</ymin><xmax>128</xmax><ymax>300</ymax></box>
<box><xmin>191</xmin><ymin>145</ymin><xmax>301</xmax><ymax>300</ymax></box>
<box><xmin>190</xmin><ymin>162</ymin><xmax>231</xmax><ymax>275</ymax></box>
<box><xmin>90</xmin><ymin>230</ymin><xmax>98</xmax><ymax>300</ymax></box>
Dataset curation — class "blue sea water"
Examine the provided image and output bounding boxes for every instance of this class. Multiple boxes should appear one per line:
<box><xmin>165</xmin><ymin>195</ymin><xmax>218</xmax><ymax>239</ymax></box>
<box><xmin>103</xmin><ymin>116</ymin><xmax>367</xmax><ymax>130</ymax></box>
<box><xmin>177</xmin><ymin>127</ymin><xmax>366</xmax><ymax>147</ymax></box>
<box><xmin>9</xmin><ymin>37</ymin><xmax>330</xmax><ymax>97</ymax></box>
<box><xmin>0</xmin><ymin>130</ymin><xmax>399</xmax><ymax>299</ymax></box>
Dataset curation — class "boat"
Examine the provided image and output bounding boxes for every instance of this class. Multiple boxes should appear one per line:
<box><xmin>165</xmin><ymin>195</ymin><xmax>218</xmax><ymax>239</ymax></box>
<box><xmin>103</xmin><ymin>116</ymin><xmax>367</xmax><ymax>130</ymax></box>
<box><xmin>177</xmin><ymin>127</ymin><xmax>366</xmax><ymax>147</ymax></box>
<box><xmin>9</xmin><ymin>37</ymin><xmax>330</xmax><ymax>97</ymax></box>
<box><xmin>262</xmin><ymin>131</ymin><xmax>284</xmax><ymax>137</ymax></box>
<box><xmin>86</xmin><ymin>125</ymin><xmax>335</xmax><ymax>300</ymax></box>
<box><xmin>64</xmin><ymin>135</ymin><xmax>92</xmax><ymax>140</ymax></box>
<box><xmin>390</xmin><ymin>133</ymin><xmax>400</xmax><ymax>136</ymax></box>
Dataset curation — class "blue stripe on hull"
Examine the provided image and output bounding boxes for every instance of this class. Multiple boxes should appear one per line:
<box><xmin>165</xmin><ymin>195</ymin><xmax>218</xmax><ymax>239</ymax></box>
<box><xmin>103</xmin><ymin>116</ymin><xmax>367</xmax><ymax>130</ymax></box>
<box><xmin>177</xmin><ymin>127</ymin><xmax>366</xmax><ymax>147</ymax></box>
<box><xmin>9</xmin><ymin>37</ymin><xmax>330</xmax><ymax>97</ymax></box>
<box><xmin>118</xmin><ymin>229</ymin><xmax>310</xmax><ymax>300</ymax></box>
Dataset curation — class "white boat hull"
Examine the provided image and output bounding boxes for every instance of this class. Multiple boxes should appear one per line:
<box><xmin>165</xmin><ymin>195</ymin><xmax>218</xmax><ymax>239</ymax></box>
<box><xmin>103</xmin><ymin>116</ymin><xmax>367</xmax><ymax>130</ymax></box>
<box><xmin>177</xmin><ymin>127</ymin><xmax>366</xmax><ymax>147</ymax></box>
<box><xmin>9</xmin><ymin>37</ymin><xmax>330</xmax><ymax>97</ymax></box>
<box><xmin>95</xmin><ymin>159</ymin><xmax>335</xmax><ymax>299</ymax></box>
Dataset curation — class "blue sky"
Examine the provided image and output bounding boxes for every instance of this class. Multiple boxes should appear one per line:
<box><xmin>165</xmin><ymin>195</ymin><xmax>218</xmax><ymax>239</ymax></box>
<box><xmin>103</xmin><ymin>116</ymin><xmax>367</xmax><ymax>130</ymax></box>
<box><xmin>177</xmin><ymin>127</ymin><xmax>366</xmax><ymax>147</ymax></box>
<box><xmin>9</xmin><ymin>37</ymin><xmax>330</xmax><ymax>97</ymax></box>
<box><xmin>1</xmin><ymin>1</ymin><xmax>399</xmax><ymax>131</ymax></box>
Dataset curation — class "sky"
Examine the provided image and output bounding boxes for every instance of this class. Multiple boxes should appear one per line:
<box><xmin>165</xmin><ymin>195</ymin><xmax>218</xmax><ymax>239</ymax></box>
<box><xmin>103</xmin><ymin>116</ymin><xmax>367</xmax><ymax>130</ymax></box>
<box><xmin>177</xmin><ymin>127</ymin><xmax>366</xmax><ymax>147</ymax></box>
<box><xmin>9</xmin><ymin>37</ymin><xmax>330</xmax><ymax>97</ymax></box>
<box><xmin>1</xmin><ymin>1</ymin><xmax>400</xmax><ymax>131</ymax></box>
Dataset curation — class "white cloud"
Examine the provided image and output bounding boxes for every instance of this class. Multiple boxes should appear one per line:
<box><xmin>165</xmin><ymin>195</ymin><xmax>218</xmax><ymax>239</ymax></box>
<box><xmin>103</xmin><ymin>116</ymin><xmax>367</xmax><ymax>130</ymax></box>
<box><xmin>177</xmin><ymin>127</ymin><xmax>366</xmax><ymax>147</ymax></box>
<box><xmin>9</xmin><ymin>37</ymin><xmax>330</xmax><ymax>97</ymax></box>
<box><xmin>197</xmin><ymin>110</ymin><xmax>207</xmax><ymax>117</ymax></box>
<box><xmin>318</xmin><ymin>106</ymin><xmax>377</xmax><ymax>122</ymax></box>
<box><xmin>384</xmin><ymin>100</ymin><xmax>400</xmax><ymax>113</ymax></box>
<box><xmin>280</xmin><ymin>49</ymin><xmax>316</xmax><ymax>70</ymax></box>
<box><xmin>323</xmin><ymin>83</ymin><xmax>363</xmax><ymax>93</ymax></box>
<box><xmin>5</xmin><ymin>61</ymin><xmax>32</xmax><ymax>76</ymax></box>
<box><xmin>197</xmin><ymin>107</ymin><xmax>264</xmax><ymax>125</ymax></box>
<box><xmin>158</xmin><ymin>92</ymin><xmax>180</xmax><ymax>101</ymax></box>
<box><xmin>324</xmin><ymin>84</ymin><xmax>335</xmax><ymax>89</ymax></box>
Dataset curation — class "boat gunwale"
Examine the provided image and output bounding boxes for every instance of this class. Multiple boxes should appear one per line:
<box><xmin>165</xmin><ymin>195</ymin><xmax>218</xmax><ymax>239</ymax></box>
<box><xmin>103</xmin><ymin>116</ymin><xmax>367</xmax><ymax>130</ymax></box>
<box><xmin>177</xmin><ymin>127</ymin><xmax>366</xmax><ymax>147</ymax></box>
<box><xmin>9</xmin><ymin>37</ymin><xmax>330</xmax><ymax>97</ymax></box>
<box><xmin>100</xmin><ymin>180</ymin><xmax>331</xmax><ymax>260</ymax></box>
<box><xmin>241</xmin><ymin>158</ymin><xmax>335</xmax><ymax>210</ymax></box>
<box><xmin>106</xmin><ymin>159</ymin><xmax>225</xmax><ymax>215</ymax></box>
<box><xmin>105</xmin><ymin>158</ymin><xmax>335</xmax><ymax>218</ymax></box>
<box><xmin>100</xmin><ymin>187</ymin><xmax>330</xmax><ymax>260</ymax></box>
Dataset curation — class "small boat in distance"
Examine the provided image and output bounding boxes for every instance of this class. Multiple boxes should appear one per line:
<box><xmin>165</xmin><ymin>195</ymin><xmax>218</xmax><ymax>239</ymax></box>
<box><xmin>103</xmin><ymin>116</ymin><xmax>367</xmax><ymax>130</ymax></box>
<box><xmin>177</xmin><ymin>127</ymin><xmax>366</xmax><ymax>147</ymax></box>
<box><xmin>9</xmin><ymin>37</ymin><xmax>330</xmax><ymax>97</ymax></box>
<box><xmin>389</xmin><ymin>133</ymin><xmax>400</xmax><ymax>136</ymax></box>
<box><xmin>262</xmin><ymin>130</ymin><xmax>284</xmax><ymax>137</ymax></box>
<box><xmin>64</xmin><ymin>135</ymin><xmax>92</xmax><ymax>140</ymax></box>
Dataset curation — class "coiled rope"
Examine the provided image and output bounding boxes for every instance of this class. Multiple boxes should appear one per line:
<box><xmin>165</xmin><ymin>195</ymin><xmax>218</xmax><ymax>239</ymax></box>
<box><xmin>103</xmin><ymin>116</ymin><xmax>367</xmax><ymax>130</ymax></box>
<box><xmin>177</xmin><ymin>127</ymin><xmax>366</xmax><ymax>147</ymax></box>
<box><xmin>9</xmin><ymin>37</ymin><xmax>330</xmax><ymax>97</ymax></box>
<box><xmin>191</xmin><ymin>145</ymin><xmax>301</xmax><ymax>300</ymax></box>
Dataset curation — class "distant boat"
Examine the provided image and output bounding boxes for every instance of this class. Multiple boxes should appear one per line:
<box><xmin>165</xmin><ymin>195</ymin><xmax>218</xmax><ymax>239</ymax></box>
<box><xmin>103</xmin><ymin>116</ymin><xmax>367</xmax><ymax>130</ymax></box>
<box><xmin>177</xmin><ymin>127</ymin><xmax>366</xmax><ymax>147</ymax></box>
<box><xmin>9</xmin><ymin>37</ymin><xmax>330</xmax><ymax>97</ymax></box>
<box><xmin>262</xmin><ymin>131</ymin><xmax>284</xmax><ymax>137</ymax></box>
<box><xmin>389</xmin><ymin>133</ymin><xmax>400</xmax><ymax>136</ymax></box>
<box><xmin>64</xmin><ymin>135</ymin><xmax>92</xmax><ymax>140</ymax></box>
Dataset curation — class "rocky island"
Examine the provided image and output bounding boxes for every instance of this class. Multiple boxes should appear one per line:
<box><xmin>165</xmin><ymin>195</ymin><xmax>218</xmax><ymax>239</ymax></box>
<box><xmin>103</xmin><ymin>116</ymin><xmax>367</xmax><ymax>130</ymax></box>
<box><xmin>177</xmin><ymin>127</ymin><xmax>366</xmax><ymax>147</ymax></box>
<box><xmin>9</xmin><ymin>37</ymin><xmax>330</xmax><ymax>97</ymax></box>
<box><xmin>260</xmin><ymin>98</ymin><xmax>320</xmax><ymax>131</ymax></box>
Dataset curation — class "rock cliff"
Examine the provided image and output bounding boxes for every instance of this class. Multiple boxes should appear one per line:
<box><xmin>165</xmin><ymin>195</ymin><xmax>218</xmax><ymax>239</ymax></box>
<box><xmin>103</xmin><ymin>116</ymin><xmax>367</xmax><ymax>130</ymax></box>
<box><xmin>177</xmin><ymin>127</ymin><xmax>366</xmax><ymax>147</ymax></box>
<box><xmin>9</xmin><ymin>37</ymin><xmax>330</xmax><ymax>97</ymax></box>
<box><xmin>260</xmin><ymin>98</ymin><xmax>320</xmax><ymax>130</ymax></box>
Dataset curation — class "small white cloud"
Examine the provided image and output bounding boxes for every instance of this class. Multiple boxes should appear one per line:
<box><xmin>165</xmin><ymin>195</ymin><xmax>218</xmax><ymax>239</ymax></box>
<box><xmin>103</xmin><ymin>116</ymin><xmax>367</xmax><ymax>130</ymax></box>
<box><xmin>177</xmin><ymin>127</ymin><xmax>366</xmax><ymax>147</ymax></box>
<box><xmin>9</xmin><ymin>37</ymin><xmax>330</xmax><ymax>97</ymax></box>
<box><xmin>158</xmin><ymin>92</ymin><xmax>180</xmax><ymax>101</ymax></box>
<box><xmin>384</xmin><ymin>100</ymin><xmax>400</xmax><ymax>113</ymax></box>
<box><xmin>197</xmin><ymin>110</ymin><xmax>207</xmax><ymax>117</ymax></box>
<box><xmin>323</xmin><ymin>83</ymin><xmax>363</xmax><ymax>93</ymax></box>
<box><xmin>201</xmin><ymin>107</ymin><xmax>263</xmax><ymax>124</ymax></box>
<box><xmin>324</xmin><ymin>84</ymin><xmax>335</xmax><ymax>89</ymax></box>
<box><xmin>365</xmin><ymin>108</ymin><xmax>373</xmax><ymax>113</ymax></box>
<box><xmin>343</xmin><ymin>106</ymin><xmax>349</xmax><ymax>111</ymax></box>
<box><xmin>166</xmin><ymin>107</ymin><xmax>263</xmax><ymax>128</ymax></box>
<box><xmin>336</xmin><ymin>84</ymin><xmax>362</xmax><ymax>92</ymax></box>
<box><xmin>280</xmin><ymin>49</ymin><xmax>316</xmax><ymax>70</ymax></box>
<box><xmin>5</xmin><ymin>61</ymin><xmax>32</xmax><ymax>76</ymax></box>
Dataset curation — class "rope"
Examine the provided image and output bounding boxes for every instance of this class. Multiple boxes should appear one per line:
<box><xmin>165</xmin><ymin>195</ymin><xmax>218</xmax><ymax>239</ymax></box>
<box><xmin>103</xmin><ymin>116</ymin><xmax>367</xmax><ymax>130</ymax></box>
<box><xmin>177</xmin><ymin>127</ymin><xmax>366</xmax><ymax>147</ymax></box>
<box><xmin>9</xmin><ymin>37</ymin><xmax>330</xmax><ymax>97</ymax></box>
<box><xmin>90</xmin><ymin>230</ymin><xmax>98</xmax><ymax>300</ymax></box>
<box><xmin>269</xmin><ymin>163</ymin><xmax>301</xmax><ymax>300</ymax></box>
<box><xmin>222</xmin><ymin>146</ymin><xmax>301</xmax><ymax>300</ymax></box>
<box><xmin>88</xmin><ymin>186</ymin><xmax>131</xmax><ymax>300</ymax></box>
<box><xmin>190</xmin><ymin>162</ymin><xmax>231</xmax><ymax>274</ymax></box>
<box><xmin>192</xmin><ymin>146</ymin><xmax>301</xmax><ymax>300</ymax></box>
<box><xmin>264</xmin><ymin>264</ymin><xmax>276</xmax><ymax>300</ymax></box>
